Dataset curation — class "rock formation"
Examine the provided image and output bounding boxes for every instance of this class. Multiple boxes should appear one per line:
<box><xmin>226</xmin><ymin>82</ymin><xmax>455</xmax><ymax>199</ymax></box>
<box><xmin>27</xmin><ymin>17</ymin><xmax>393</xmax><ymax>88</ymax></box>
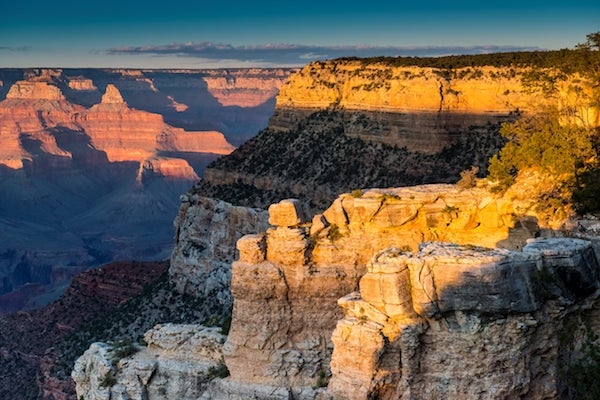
<box><xmin>76</xmin><ymin>84</ymin><xmax>234</xmax><ymax>163</ymax></box>
<box><xmin>170</xmin><ymin>194</ymin><xmax>270</xmax><ymax>301</ymax></box>
<box><xmin>195</xmin><ymin>187</ymin><xmax>600</xmax><ymax>399</ymax></box>
<box><xmin>0</xmin><ymin>81</ymin><xmax>85</xmax><ymax>169</ymax></box>
<box><xmin>202</xmin><ymin>68</ymin><xmax>295</xmax><ymax>107</ymax></box>
<box><xmin>67</xmin><ymin>76</ymin><xmax>97</xmax><ymax>91</ymax></box>
<box><xmin>326</xmin><ymin>238</ymin><xmax>600</xmax><ymax>399</ymax></box>
<box><xmin>271</xmin><ymin>61</ymin><xmax>599</xmax><ymax>153</ymax></box>
<box><xmin>72</xmin><ymin>324</ymin><xmax>227</xmax><ymax>400</ymax></box>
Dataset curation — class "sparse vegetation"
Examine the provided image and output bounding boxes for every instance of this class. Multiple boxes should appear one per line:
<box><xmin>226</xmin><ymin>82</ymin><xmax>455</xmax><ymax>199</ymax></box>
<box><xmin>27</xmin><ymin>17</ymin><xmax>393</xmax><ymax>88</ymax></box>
<box><xmin>486</xmin><ymin>33</ymin><xmax>600</xmax><ymax>215</ymax></box>
<box><xmin>442</xmin><ymin>205</ymin><xmax>459</xmax><ymax>214</ymax></box>
<box><xmin>198</xmin><ymin>109</ymin><xmax>506</xmax><ymax>212</ymax></box>
<box><xmin>382</xmin><ymin>193</ymin><xmax>402</xmax><ymax>202</ymax></box>
<box><xmin>457</xmin><ymin>166</ymin><xmax>480</xmax><ymax>189</ymax></box>
<box><xmin>559</xmin><ymin>312</ymin><xmax>600</xmax><ymax>400</ymax></box>
<box><xmin>49</xmin><ymin>270</ymin><xmax>229</xmax><ymax>381</ymax></box>
<box><xmin>351</xmin><ymin>189</ymin><xmax>364</xmax><ymax>198</ymax></box>
<box><xmin>327</xmin><ymin>224</ymin><xmax>343</xmax><ymax>242</ymax></box>
<box><xmin>338</xmin><ymin>46</ymin><xmax>600</xmax><ymax>75</ymax></box>
<box><xmin>100</xmin><ymin>371</ymin><xmax>117</xmax><ymax>388</ymax></box>
<box><xmin>208</xmin><ymin>360</ymin><xmax>230</xmax><ymax>379</ymax></box>
<box><xmin>110</xmin><ymin>340</ymin><xmax>138</xmax><ymax>360</ymax></box>
<box><xmin>316</xmin><ymin>368</ymin><xmax>330</xmax><ymax>388</ymax></box>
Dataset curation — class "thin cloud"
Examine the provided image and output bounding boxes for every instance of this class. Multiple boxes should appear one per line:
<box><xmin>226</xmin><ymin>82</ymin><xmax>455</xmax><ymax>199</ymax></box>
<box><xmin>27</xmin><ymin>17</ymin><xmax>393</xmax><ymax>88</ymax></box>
<box><xmin>0</xmin><ymin>46</ymin><xmax>29</xmax><ymax>52</ymax></box>
<box><xmin>106</xmin><ymin>42</ymin><xmax>543</xmax><ymax>66</ymax></box>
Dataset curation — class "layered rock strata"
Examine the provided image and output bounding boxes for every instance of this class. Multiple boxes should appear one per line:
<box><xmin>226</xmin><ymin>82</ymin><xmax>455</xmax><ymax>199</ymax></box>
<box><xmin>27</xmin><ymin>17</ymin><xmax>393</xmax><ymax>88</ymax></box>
<box><xmin>76</xmin><ymin>84</ymin><xmax>235</xmax><ymax>163</ymax></box>
<box><xmin>270</xmin><ymin>61</ymin><xmax>599</xmax><ymax>153</ymax></box>
<box><xmin>202</xmin><ymin>68</ymin><xmax>295</xmax><ymax>107</ymax></box>
<box><xmin>209</xmin><ymin>187</ymin><xmax>600</xmax><ymax>399</ymax></box>
<box><xmin>327</xmin><ymin>239</ymin><xmax>600</xmax><ymax>399</ymax></box>
<box><xmin>73</xmin><ymin>186</ymin><xmax>600</xmax><ymax>399</ymax></box>
<box><xmin>170</xmin><ymin>194</ymin><xmax>270</xmax><ymax>304</ymax></box>
<box><xmin>0</xmin><ymin>81</ymin><xmax>235</xmax><ymax>172</ymax></box>
<box><xmin>0</xmin><ymin>81</ymin><xmax>85</xmax><ymax>168</ymax></box>
<box><xmin>205</xmin><ymin>186</ymin><xmax>537</xmax><ymax>398</ymax></box>
<box><xmin>72</xmin><ymin>324</ymin><xmax>226</xmax><ymax>400</ymax></box>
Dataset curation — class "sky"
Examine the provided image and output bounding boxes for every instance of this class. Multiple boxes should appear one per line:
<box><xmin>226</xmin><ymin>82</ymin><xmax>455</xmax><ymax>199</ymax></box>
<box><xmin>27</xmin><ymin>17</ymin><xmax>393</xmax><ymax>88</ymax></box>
<box><xmin>1</xmin><ymin>0</ymin><xmax>599</xmax><ymax>69</ymax></box>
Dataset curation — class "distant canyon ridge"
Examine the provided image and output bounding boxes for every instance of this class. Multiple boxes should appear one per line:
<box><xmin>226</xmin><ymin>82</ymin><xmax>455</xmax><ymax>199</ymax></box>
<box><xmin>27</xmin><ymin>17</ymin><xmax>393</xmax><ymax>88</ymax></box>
<box><xmin>0</xmin><ymin>67</ymin><xmax>293</xmax><ymax>313</ymax></box>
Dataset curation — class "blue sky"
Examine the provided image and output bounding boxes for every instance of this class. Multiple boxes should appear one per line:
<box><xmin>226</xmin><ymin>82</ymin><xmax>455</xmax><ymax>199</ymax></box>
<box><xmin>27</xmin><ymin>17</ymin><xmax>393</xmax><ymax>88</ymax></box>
<box><xmin>1</xmin><ymin>0</ymin><xmax>599</xmax><ymax>68</ymax></box>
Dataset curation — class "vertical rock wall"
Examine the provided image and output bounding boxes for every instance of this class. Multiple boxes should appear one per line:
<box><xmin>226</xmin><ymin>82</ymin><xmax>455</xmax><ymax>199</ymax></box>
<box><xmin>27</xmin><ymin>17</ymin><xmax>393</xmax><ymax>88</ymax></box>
<box><xmin>213</xmin><ymin>187</ymin><xmax>600</xmax><ymax>399</ymax></box>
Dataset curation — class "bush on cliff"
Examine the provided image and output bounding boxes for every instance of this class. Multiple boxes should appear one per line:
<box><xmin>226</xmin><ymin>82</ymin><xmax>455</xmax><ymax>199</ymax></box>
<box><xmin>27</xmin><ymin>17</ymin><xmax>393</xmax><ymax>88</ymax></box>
<box><xmin>488</xmin><ymin>110</ymin><xmax>600</xmax><ymax>216</ymax></box>
<box><xmin>487</xmin><ymin>33</ymin><xmax>600</xmax><ymax>216</ymax></box>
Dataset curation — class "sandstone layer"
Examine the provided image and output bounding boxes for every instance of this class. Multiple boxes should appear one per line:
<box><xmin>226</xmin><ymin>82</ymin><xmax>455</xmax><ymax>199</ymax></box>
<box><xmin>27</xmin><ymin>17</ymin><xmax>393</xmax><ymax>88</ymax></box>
<box><xmin>0</xmin><ymin>81</ymin><xmax>234</xmax><ymax>171</ymax></box>
<box><xmin>202</xmin><ymin>68</ymin><xmax>295</xmax><ymax>107</ymax></box>
<box><xmin>75</xmin><ymin>84</ymin><xmax>235</xmax><ymax>163</ymax></box>
<box><xmin>72</xmin><ymin>324</ymin><xmax>226</xmax><ymax>400</ymax></box>
<box><xmin>206</xmin><ymin>186</ymin><xmax>600</xmax><ymax>399</ymax></box>
<box><xmin>327</xmin><ymin>239</ymin><xmax>600</xmax><ymax>399</ymax></box>
<box><xmin>170</xmin><ymin>194</ymin><xmax>270</xmax><ymax>302</ymax></box>
<box><xmin>269</xmin><ymin>61</ymin><xmax>599</xmax><ymax>153</ymax></box>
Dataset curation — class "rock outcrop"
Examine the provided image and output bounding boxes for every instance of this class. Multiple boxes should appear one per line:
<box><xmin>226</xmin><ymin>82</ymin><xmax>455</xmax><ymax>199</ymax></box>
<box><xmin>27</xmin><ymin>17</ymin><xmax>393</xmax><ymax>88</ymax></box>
<box><xmin>199</xmin><ymin>187</ymin><xmax>600</xmax><ymax>399</ymax></box>
<box><xmin>170</xmin><ymin>194</ymin><xmax>270</xmax><ymax>304</ymax></box>
<box><xmin>76</xmin><ymin>84</ymin><xmax>234</xmax><ymax>163</ymax></box>
<box><xmin>0</xmin><ymin>81</ymin><xmax>85</xmax><ymax>169</ymax></box>
<box><xmin>6</xmin><ymin>80</ymin><xmax>67</xmax><ymax>101</ymax></box>
<box><xmin>72</xmin><ymin>324</ymin><xmax>227</xmax><ymax>400</ymax></box>
<box><xmin>67</xmin><ymin>76</ymin><xmax>97</xmax><ymax>91</ymax></box>
<box><xmin>203</xmin><ymin>68</ymin><xmax>295</xmax><ymax>108</ymax></box>
<box><xmin>271</xmin><ymin>61</ymin><xmax>599</xmax><ymax>153</ymax></box>
<box><xmin>327</xmin><ymin>239</ymin><xmax>599</xmax><ymax>399</ymax></box>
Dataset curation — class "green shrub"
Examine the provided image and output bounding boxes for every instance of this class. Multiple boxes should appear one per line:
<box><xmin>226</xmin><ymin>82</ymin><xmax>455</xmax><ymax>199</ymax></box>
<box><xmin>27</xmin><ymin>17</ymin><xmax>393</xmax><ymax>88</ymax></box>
<box><xmin>351</xmin><ymin>189</ymin><xmax>363</xmax><ymax>198</ymax></box>
<box><xmin>112</xmin><ymin>340</ymin><xmax>138</xmax><ymax>360</ymax></box>
<box><xmin>316</xmin><ymin>369</ymin><xmax>330</xmax><ymax>388</ymax></box>
<box><xmin>327</xmin><ymin>224</ymin><xmax>343</xmax><ymax>242</ymax></box>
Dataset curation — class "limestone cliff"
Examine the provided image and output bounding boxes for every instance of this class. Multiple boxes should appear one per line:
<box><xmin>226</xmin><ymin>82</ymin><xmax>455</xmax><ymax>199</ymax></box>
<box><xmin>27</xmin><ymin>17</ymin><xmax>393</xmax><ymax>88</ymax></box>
<box><xmin>72</xmin><ymin>184</ymin><xmax>600</xmax><ymax>400</ymax></box>
<box><xmin>202</xmin><ymin>68</ymin><xmax>295</xmax><ymax>107</ymax></box>
<box><xmin>271</xmin><ymin>60</ymin><xmax>598</xmax><ymax>152</ymax></box>
<box><xmin>169</xmin><ymin>194</ymin><xmax>270</xmax><ymax>302</ymax></box>
<box><xmin>203</xmin><ymin>188</ymin><xmax>600</xmax><ymax>399</ymax></box>
<box><xmin>327</xmin><ymin>239</ymin><xmax>600</xmax><ymax>399</ymax></box>
<box><xmin>72</xmin><ymin>324</ymin><xmax>227</xmax><ymax>400</ymax></box>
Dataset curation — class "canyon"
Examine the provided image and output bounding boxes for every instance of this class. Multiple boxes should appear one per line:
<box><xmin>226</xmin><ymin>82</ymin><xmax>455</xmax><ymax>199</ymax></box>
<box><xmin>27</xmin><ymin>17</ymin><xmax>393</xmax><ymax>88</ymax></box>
<box><xmin>73</xmin><ymin>187</ymin><xmax>600</xmax><ymax>399</ymax></box>
<box><xmin>72</xmin><ymin>54</ymin><xmax>600</xmax><ymax>399</ymax></box>
<box><xmin>4</xmin><ymin>51</ymin><xmax>600</xmax><ymax>399</ymax></box>
<box><xmin>0</xmin><ymin>67</ymin><xmax>291</xmax><ymax>312</ymax></box>
<box><xmin>197</xmin><ymin>59</ymin><xmax>598</xmax><ymax>211</ymax></box>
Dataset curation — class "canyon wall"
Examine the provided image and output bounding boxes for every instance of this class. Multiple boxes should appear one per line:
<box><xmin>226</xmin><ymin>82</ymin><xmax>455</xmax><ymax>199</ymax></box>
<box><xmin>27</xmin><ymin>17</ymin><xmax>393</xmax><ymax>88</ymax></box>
<box><xmin>198</xmin><ymin>60</ymin><xmax>598</xmax><ymax>213</ymax></box>
<box><xmin>205</xmin><ymin>188</ymin><xmax>600</xmax><ymax>399</ymax></box>
<box><xmin>169</xmin><ymin>193</ymin><xmax>270</xmax><ymax>300</ymax></box>
<box><xmin>269</xmin><ymin>61</ymin><xmax>598</xmax><ymax>153</ymax></box>
<box><xmin>78</xmin><ymin>187</ymin><xmax>600</xmax><ymax>399</ymax></box>
<box><xmin>0</xmin><ymin>67</ymin><xmax>294</xmax><ymax>146</ymax></box>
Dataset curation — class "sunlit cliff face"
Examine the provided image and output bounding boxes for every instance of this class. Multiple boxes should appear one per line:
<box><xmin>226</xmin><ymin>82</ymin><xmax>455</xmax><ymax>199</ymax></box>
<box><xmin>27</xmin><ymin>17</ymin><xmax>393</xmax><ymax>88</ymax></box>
<box><xmin>203</xmin><ymin>69</ymin><xmax>294</xmax><ymax>108</ymax></box>
<box><xmin>0</xmin><ymin>82</ymin><xmax>235</xmax><ymax>169</ymax></box>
